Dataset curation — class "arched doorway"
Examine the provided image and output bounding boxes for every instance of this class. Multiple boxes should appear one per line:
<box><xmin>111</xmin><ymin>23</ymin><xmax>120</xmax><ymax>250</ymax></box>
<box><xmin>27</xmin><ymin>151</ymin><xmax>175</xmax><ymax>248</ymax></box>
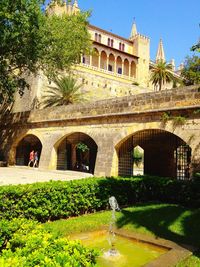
<box><xmin>92</xmin><ymin>48</ymin><xmax>99</xmax><ymax>67</ymax></box>
<box><xmin>16</xmin><ymin>135</ymin><xmax>42</xmax><ymax>166</ymax></box>
<box><xmin>108</xmin><ymin>53</ymin><xmax>115</xmax><ymax>72</ymax></box>
<box><xmin>124</xmin><ymin>58</ymin><xmax>129</xmax><ymax>76</ymax></box>
<box><xmin>117</xmin><ymin>129</ymin><xmax>191</xmax><ymax>179</ymax></box>
<box><xmin>130</xmin><ymin>61</ymin><xmax>136</xmax><ymax>78</ymax></box>
<box><xmin>116</xmin><ymin>56</ymin><xmax>122</xmax><ymax>74</ymax></box>
<box><xmin>100</xmin><ymin>51</ymin><xmax>107</xmax><ymax>70</ymax></box>
<box><xmin>56</xmin><ymin>132</ymin><xmax>98</xmax><ymax>174</ymax></box>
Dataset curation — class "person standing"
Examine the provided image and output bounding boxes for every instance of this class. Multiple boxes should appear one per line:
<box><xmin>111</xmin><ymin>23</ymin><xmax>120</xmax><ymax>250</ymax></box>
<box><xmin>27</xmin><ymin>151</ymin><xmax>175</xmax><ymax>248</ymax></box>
<box><xmin>28</xmin><ymin>150</ymin><xmax>34</xmax><ymax>167</ymax></box>
<box><xmin>33</xmin><ymin>151</ymin><xmax>39</xmax><ymax>168</ymax></box>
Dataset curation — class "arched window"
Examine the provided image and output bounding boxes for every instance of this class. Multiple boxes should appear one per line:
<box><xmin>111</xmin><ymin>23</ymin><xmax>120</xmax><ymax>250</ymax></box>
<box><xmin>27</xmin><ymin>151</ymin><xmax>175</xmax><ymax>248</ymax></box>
<box><xmin>119</xmin><ymin>42</ymin><xmax>121</xmax><ymax>50</ymax></box>
<box><xmin>95</xmin><ymin>33</ymin><xmax>98</xmax><ymax>41</ymax></box>
<box><xmin>98</xmin><ymin>34</ymin><xmax>101</xmax><ymax>43</ymax></box>
<box><xmin>107</xmin><ymin>38</ymin><xmax>110</xmax><ymax>46</ymax></box>
<box><xmin>122</xmin><ymin>44</ymin><xmax>125</xmax><ymax>51</ymax></box>
<box><xmin>111</xmin><ymin>39</ymin><xmax>114</xmax><ymax>47</ymax></box>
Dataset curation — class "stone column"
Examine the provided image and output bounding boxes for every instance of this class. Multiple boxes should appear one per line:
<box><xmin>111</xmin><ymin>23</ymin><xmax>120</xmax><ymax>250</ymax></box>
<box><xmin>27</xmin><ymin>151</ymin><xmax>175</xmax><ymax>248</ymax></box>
<box><xmin>106</xmin><ymin>56</ymin><xmax>109</xmax><ymax>70</ymax></box>
<box><xmin>98</xmin><ymin>54</ymin><xmax>101</xmax><ymax>69</ymax></box>
<box><xmin>93</xmin><ymin>132</ymin><xmax>116</xmax><ymax>177</ymax></box>
<box><xmin>122</xmin><ymin>61</ymin><xmax>124</xmax><ymax>75</ymax></box>
<box><xmin>89</xmin><ymin>55</ymin><xmax>92</xmax><ymax>66</ymax></box>
<box><xmin>129</xmin><ymin>62</ymin><xmax>131</xmax><ymax>77</ymax></box>
<box><xmin>39</xmin><ymin>137</ymin><xmax>55</xmax><ymax>169</ymax></box>
<box><xmin>114</xmin><ymin>57</ymin><xmax>117</xmax><ymax>74</ymax></box>
<box><xmin>71</xmin><ymin>144</ymin><xmax>77</xmax><ymax>170</ymax></box>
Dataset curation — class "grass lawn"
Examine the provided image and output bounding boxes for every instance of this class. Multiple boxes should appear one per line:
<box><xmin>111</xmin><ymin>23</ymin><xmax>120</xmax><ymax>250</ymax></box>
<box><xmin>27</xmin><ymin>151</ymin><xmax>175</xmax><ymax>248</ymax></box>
<box><xmin>44</xmin><ymin>203</ymin><xmax>200</xmax><ymax>267</ymax></box>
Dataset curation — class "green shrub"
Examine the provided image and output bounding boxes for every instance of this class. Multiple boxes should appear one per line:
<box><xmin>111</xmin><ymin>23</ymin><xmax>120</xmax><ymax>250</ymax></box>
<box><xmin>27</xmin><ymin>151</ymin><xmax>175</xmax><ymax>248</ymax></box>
<box><xmin>0</xmin><ymin>176</ymin><xmax>200</xmax><ymax>223</ymax></box>
<box><xmin>161</xmin><ymin>112</ymin><xmax>170</xmax><ymax>123</ymax></box>
<box><xmin>172</xmin><ymin>115</ymin><xmax>186</xmax><ymax>126</ymax></box>
<box><xmin>0</xmin><ymin>218</ymin><xmax>98</xmax><ymax>267</ymax></box>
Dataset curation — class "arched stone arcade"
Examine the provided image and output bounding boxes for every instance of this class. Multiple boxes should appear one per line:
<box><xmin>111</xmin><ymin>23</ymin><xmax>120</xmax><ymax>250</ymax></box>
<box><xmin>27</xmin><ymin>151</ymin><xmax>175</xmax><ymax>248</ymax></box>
<box><xmin>82</xmin><ymin>47</ymin><xmax>137</xmax><ymax>79</ymax></box>
<box><xmin>56</xmin><ymin>132</ymin><xmax>98</xmax><ymax>174</ymax></box>
<box><xmin>116</xmin><ymin>129</ymin><xmax>192</xmax><ymax>179</ymax></box>
<box><xmin>16</xmin><ymin>134</ymin><xmax>42</xmax><ymax>167</ymax></box>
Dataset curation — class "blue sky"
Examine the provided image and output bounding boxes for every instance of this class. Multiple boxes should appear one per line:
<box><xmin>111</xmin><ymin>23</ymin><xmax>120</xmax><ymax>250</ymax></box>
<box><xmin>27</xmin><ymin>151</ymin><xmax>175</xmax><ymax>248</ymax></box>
<box><xmin>45</xmin><ymin>0</ymin><xmax>200</xmax><ymax>69</ymax></box>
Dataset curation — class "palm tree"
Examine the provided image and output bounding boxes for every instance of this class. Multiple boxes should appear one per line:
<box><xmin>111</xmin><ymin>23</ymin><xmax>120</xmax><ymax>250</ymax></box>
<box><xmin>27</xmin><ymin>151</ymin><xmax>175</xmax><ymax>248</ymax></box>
<box><xmin>42</xmin><ymin>75</ymin><xmax>83</xmax><ymax>108</ymax></box>
<box><xmin>150</xmin><ymin>61</ymin><xmax>176</xmax><ymax>91</ymax></box>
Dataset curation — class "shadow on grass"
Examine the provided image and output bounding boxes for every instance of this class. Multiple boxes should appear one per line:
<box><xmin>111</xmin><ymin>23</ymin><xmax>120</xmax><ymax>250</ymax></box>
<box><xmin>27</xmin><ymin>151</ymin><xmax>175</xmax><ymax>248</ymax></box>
<box><xmin>116</xmin><ymin>204</ymin><xmax>200</xmax><ymax>248</ymax></box>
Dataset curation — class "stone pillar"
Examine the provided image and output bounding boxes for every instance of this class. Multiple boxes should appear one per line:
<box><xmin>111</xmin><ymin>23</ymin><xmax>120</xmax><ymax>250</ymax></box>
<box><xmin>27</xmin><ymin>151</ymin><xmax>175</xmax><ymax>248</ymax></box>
<box><xmin>71</xmin><ymin>144</ymin><xmax>77</xmax><ymax>170</ymax></box>
<box><xmin>114</xmin><ymin>58</ymin><xmax>117</xmax><ymax>73</ymax></box>
<box><xmin>98</xmin><ymin>54</ymin><xmax>101</xmax><ymax>69</ymax></box>
<box><xmin>89</xmin><ymin>55</ymin><xmax>92</xmax><ymax>66</ymax></box>
<box><xmin>128</xmin><ymin>62</ymin><xmax>131</xmax><ymax>77</ymax></box>
<box><xmin>39</xmin><ymin>137</ymin><xmax>55</xmax><ymax>169</ymax></box>
<box><xmin>93</xmin><ymin>133</ymin><xmax>115</xmax><ymax>177</ymax></box>
<box><xmin>122</xmin><ymin>61</ymin><xmax>124</xmax><ymax>75</ymax></box>
<box><xmin>106</xmin><ymin>56</ymin><xmax>109</xmax><ymax>70</ymax></box>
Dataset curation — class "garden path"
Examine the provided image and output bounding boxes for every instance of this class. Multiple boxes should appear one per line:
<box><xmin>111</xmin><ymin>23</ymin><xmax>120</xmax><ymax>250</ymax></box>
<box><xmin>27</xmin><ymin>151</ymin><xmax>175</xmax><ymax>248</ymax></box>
<box><xmin>0</xmin><ymin>166</ymin><xmax>93</xmax><ymax>186</ymax></box>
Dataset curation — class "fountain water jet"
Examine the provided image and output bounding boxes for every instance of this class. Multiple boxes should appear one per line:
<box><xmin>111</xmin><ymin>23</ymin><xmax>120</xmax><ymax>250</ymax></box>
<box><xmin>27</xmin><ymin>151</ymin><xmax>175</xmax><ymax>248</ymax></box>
<box><xmin>104</xmin><ymin>196</ymin><xmax>121</xmax><ymax>258</ymax></box>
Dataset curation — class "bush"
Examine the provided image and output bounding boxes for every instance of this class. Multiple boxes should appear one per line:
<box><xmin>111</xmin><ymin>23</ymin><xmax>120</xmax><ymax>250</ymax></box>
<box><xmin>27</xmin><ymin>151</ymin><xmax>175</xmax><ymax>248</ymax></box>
<box><xmin>0</xmin><ymin>176</ymin><xmax>200</xmax><ymax>223</ymax></box>
<box><xmin>0</xmin><ymin>218</ymin><xmax>98</xmax><ymax>267</ymax></box>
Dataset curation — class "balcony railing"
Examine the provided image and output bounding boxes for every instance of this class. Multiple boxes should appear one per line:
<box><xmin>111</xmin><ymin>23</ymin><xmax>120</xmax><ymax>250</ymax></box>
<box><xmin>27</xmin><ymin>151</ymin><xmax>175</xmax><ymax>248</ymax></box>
<box><xmin>78</xmin><ymin>63</ymin><xmax>135</xmax><ymax>81</ymax></box>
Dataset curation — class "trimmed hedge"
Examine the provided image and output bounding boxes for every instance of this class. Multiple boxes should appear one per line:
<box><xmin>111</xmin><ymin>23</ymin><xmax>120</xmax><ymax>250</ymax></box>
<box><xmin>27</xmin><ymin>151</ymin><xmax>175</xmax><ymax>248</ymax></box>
<box><xmin>0</xmin><ymin>218</ymin><xmax>98</xmax><ymax>266</ymax></box>
<box><xmin>0</xmin><ymin>176</ymin><xmax>200</xmax><ymax>222</ymax></box>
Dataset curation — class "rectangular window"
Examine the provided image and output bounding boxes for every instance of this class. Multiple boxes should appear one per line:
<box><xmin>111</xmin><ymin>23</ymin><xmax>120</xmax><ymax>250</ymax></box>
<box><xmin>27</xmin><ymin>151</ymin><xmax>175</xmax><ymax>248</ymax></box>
<box><xmin>95</xmin><ymin>33</ymin><xmax>98</xmax><ymax>41</ymax></box>
<box><xmin>118</xmin><ymin>68</ymin><xmax>122</xmax><ymax>74</ymax></box>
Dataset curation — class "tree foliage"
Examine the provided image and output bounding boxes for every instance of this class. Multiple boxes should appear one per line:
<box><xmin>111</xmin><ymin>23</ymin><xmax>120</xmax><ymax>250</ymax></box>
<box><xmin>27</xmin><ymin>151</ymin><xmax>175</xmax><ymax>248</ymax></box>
<box><xmin>181</xmin><ymin>56</ymin><xmax>200</xmax><ymax>85</ymax></box>
<box><xmin>42</xmin><ymin>75</ymin><xmax>84</xmax><ymax>108</ymax></box>
<box><xmin>150</xmin><ymin>61</ymin><xmax>177</xmax><ymax>91</ymax></box>
<box><xmin>191</xmin><ymin>42</ymin><xmax>200</xmax><ymax>53</ymax></box>
<box><xmin>0</xmin><ymin>0</ymin><xmax>91</xmax><ymax>113</ymax></box>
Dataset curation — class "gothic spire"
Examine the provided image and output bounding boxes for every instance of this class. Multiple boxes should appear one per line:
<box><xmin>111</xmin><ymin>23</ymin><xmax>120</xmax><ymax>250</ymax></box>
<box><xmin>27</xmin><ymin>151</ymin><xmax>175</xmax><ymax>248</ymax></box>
<box><xmin>130</xmin><ymin>19</ymin><xmax>137</xmax><ymax>40</ymax></box>
<box><xmin>156</xmin><ymin>38</ymin><xmax>166</xmax><ymax>63</ymax></box>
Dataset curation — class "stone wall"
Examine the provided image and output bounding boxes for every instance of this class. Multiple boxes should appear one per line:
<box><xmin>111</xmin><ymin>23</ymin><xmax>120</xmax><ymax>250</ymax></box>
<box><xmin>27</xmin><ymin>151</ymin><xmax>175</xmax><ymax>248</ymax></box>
<box><xmin>1</xmin><ymin>85</ymin><xmax>200</xmax><ymax>177</ymax></box>
<box><xmin>27</xmin><ymin>85</ymin><xmax>200</xmax><ymax>123</ymax></box>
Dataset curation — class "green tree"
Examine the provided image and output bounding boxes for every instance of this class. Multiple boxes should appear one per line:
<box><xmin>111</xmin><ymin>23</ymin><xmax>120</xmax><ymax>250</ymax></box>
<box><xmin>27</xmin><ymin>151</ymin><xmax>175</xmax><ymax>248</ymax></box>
<box><xmin>0</xmin><ymin>0</ymin><xmax>91</xmax><ymax>113</ymax></box>
<box><xmin>191</xmin><ymin>25</ymin><xmax>200</xmax><ymax>52</ymax></box>
<box><xmin>181</xmin><ymin>56</ymin><xmax>200</xmax><ymax>85</ymax></box>
<box><xmin>150</xmin><ymin>61</ymin><xmax>177</xmax><ymax>91</ymax></box>
<box><xmin>191</xmin><ymin>42</ymin><xmax>200</xmax><ymax>52</ymax></box>
<box><xmin>42</xmin><ymin>75</ymin><xmax>84</xmax><ymax>108</ymax></box>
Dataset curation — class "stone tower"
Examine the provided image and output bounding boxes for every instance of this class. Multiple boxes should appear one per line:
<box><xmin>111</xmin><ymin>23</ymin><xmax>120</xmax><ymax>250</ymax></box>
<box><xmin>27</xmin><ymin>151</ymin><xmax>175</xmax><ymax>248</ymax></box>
<box><xmin>46</xmin><ymin>0</ymin><xmax>80</xmax><ymax>16</ymax></box>
<box><xmin>130</xmin><ymin>21</ymin><xmax>150</xmax><ymax>87</ymax></box>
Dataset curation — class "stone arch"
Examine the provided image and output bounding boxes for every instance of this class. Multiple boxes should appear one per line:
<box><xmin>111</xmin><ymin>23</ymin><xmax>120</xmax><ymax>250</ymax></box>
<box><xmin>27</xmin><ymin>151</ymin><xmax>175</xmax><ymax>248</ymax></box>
<box><xmin>92</xmin><ymin>48</ymin><xmax>99</xmax><ymax>67</ymax></box>
<box><xmin>82</xmin><ymin>54</ymin><xmax>90</xmax><ymax>65</ymax></box>
<box><xmin>108</xmin><ymin>53</ymin><xmax>115</xmax><ymax>72</ymax></box>
<box><xmin>130</xmin><ymin>61</ymin><xmax>136</xmax><ymax>77</ymax></box>
<box><xmin>15</xmin><ymin>134</ymin><xmax>42</xmax><ymax>167</ymax></box>
<box><xmin>55</xmin><ymin>132</ymin><xmax>98</xmax><ymax>174</ymax></box>
<box><xmin>116</xmin><ymin>129</ymin><xmax>192</xmax><ymax>179</ymax></box>
<box><xmin>124</xmin><ymin>58</ymin><xmax>129</xmax><ymax>76</ymax></box>
<box><xmin>116</xmin><ymin>56</ymin><xmax>122</xmax><ymax>74</ymax></box>
<box><xmin>100</xmin><ymin>51</ymin><xmax>107</xmax><ymax>70</ymax></box>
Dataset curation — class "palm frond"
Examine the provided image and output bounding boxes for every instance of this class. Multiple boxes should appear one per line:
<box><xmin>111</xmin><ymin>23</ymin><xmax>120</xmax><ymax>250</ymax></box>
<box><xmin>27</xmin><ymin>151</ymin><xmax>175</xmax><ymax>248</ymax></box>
<box><xmin>42</xmin><ymin>75</ymin><xmax>84</xmax><ymax>108</ymax></box>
